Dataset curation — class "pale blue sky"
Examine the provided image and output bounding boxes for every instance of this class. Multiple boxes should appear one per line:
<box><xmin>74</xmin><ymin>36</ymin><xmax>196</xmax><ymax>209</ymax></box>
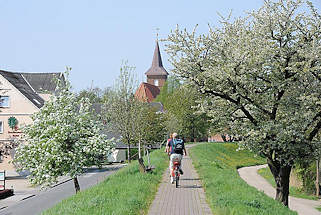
<box><xmin>0</xmin><ymin>0</ymin><xmax>320</xmax><ymax>91</ymax></box>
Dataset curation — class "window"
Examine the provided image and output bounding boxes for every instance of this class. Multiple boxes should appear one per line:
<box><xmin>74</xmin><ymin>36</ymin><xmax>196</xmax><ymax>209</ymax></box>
<box><xmin>0</xmin><ymin>96</ymin><xmax>9</xmax><ymax>107</ymax></box>
<box><xmin>0</xmin><ymin>121</ymin><xmax>3</xmax><ymax>133</ymax></box>
<box><xmin>154</xmin><ymin>79</ymin><xmax>159</xmax><ymax>86</ymax></box>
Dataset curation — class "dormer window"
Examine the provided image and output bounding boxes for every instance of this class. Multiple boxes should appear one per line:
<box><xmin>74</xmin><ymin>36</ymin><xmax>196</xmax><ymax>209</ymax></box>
<box><xmin>154</xmin><ymin>79</ymin><xmax>159</xmax><ymax>86</ymax></box>
<box><xmin>0</xmin><ymin>96</ymin><xmax>9</xmax><ymax>107</ymax></box>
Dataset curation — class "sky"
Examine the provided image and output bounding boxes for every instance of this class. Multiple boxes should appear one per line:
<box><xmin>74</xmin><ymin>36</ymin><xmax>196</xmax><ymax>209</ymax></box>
<box><xmin>0</xmin><ymin>0</ymin><xmax>320</xmax><ymax>92</ymax></box>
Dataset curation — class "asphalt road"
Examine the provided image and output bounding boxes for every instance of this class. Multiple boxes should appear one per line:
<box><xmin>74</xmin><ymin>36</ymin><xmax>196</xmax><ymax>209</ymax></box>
<box><xmin>0</xmin><ymin>165</ymin><xmax>124</xmax><ymax>215</ymax></box>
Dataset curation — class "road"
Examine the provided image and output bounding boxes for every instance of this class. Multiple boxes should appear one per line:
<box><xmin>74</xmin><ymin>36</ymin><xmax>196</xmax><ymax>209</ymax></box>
<box><xmin>0</xmin><ymin>164</ymin><xmax>124</xmax><ymax>215</ymax></box>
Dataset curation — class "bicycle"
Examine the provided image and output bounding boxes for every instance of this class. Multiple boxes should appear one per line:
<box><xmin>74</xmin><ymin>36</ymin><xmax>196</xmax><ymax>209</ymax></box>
<box><xmin>171</xmin><ymin>154</ymin><xmax>181</xmax><ymax>188</ymax></box>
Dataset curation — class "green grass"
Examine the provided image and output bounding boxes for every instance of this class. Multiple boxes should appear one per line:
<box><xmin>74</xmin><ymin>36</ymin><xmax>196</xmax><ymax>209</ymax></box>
<box><xmin>42</xmin><ymin>149</ymin><xmax>168</xmax><ymax>215</ymax></box>
<box><xmin>258</xmin><ymin>167</ymin><xmax>318</xmax><ymax>200</ymax></box>
<box><xmin>189</xmin><ymin>143</ymin><xmax>297</xmax><ymax>215</ymax></box>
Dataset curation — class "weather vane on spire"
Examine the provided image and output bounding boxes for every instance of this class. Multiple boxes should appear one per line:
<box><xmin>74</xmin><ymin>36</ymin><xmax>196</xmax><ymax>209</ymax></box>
<box><xmin>156</xmin><ymin>27</ymin><xmax>160</xmax><ymax>41</ymax></box>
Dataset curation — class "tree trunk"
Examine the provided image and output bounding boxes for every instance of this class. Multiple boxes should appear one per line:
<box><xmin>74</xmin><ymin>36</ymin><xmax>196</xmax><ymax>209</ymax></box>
<box><xmin>127</xmin><ymin>140</ymin><xmax>131</xmax><ymax>163</ymax></box>
<box><xmin>316</xmin><ymin>159</ymin><xmax>320</xmax><ymax>197</ymax></box>
<box><xmin>73</xmin><ymin>177</ymin><xmax>80</xmax><ymax>193</ymax></box>
<box><xmin>221</xmin><ymin>134</ymin><xmax>227</xmax><ymax>142</ymax></box>
<box><xmin>138</xmin><ymin>139</ymin><xmax>142</xmax><ymax>159</ymax></box>
<box><xmin>267</xmin><ymin>157</ymin><xmax>292</xmax><ymax>207</ymax></box>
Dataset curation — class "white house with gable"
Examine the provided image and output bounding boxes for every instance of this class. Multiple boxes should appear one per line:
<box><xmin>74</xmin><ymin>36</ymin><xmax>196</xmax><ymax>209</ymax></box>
<box><xmin>0</xmin><ymin>70</ymin><xmax>64</xmax><ymax>170</ymax></box>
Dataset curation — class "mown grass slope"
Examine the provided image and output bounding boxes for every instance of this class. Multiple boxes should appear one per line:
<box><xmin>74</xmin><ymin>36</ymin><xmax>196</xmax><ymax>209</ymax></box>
<box><xmin>189</xmin><ymin>143</ymin><xmax>297</xmax><ymax>215</ymax></box>
<box><xmin>43</xmin><ymin>149</ymin><xmax>168</xmax><ymax>215</ymax></box>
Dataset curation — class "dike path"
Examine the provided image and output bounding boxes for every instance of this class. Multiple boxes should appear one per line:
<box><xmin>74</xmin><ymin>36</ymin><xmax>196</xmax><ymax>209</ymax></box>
<box><xmin>148</xmin><ymin>144</ymin><xmax>212</xmax><ymax>215</ymax></box>
<box><xmin>238</xmin><ymin>164</ymin><xmax>321</xmax><ymax>215</ymax></box>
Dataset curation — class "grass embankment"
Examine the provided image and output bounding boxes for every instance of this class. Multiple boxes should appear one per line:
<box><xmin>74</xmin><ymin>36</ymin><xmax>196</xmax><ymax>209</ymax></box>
<box><xmin>190</xmin><ymin>143</ymin><xmax>297</xmax><ymax>215</ymax></box>
<box><xmin>43</xmin><ymin>149</ymin><xmax>168</xmax><ymax>215</ymax></box>
<box><xmin>258</xmin><ymin>167</ymin><xmax>318</xmax><ymax>200</ymax></box>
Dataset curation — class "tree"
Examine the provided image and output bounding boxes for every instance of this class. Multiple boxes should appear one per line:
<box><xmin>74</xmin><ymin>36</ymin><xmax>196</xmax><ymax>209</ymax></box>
<box><xmin>154</xmin><ymin>76</ymin><xmax>181</xmax><ymax>105</ymax></box>
<box><xmin>133</xmin><ymin>101</ymin><xmax>167</xmax><ymax>158</ymax></box>
<box><xmin>166</xmin><ymin>0</ymin><xmax>321</xmax><ymax>206</ymax></box>
<box><xmin>104</xmin><ymin>62</ymin><xmax>137</xmax><ymax>163</ymax></box>
<box><xmin>13</xmin><ymin>68</ymin><xmax>114</xmax><ymax>193</ymax></box>
<box><xmin>76</xmin><ymin>87</ymin><xmax>112</xmax><ymax>104</ymax></box>
<box><xmin>164</xmin><ymin>85</ymin><xmax>209</xmax><ymax>141</ymax></box>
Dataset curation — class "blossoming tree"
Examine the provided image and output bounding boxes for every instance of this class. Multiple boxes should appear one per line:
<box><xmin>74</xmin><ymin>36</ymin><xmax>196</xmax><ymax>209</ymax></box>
<box><xmin>166</xmin><ymin>0</ymin><xmax>321</xmax><ymax>206</ymax></box>
<box><xmin>104</xmin><ymin>63</ymin><xmax>138</xmax><ymax>163</ymax></box>
<box><xmin>14</xmin><ymin>69</ymin><xmax>114</xmax><ymax>193</ymax></box>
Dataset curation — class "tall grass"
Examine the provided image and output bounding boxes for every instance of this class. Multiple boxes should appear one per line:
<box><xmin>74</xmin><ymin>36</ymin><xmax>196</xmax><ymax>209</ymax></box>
<box><xmin>190</xmin><ymin>143</ymin><xmax>297</xmax><ymax>215</ymax></box>
<box><xmin>43</xmin><ymin>149</ymin><xmax>168</xmax><ymax>215</ymax></box>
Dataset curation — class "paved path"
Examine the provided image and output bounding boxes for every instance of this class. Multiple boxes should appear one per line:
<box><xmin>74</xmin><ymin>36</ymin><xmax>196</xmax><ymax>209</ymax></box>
<box><xmin>238</xmin><ymin>164</ymin><xmax>321</xmax><ymax>215</ymax></box>
<box><xmin>148</xmin><ymin>145</ymin><xmax>212</xmax><ymax>215</ymax></box>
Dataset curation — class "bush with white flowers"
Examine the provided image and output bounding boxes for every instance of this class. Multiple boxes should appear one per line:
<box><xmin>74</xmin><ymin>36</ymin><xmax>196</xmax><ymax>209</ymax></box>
<box><xmin>14</xmin><ymin>69</ymin><xmax>114</xmax><ymax>192</ymax></box>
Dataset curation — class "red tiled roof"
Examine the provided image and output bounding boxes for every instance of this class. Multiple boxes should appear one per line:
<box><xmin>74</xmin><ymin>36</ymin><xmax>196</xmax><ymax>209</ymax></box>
<box><xmin>135</xmin><ymin>82</ymin><xmax>160</xmax><ymax>103</ymax></box>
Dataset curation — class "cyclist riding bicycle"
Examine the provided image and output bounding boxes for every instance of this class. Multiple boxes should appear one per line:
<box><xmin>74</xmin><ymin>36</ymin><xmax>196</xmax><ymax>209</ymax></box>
<box><xmin>167</xmin><ymin>133</ymin><xmax>187</xmax><ymax>184</ymax></box>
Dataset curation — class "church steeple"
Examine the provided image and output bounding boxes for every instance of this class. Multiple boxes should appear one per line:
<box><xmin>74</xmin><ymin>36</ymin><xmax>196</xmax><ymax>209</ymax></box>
<box><xmin>151</xmin><ymin>41</ymin><xmax>163</xmax><ymax>67</ymax></box>
<box><xmin>145</xmin><ymin>40</ymin><xmax>168</xmax><ymax>88</ymax></box>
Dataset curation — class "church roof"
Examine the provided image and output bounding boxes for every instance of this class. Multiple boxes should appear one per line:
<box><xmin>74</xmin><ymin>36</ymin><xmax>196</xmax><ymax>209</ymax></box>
<box><xmin>145</xmin><ymin>41</ymin><xmax>168</xmax><ymax>76</ymax></box>
<box><xmin>134</xmin><ymin>82</ymin><xmax>160</xmax><ymax>103</ymax></box>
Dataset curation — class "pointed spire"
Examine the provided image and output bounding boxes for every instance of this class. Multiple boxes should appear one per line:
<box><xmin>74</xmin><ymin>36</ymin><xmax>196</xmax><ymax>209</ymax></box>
<box><xmin>145</xmin><ymin>41</ymin><xmax>168</xmax><ymax>76</ymax></box>
<box><xmin>151</xmin><ymin>41</ymin><xmax>163</xmax><ymax>67</ymax></box>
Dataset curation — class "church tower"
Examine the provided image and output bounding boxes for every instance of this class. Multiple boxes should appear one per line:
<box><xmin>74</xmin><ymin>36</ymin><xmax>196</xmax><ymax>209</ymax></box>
<box><xmin>145</xmin><ymin>40</ymin><xmax>168</xmax><ymax>89</ymax></box>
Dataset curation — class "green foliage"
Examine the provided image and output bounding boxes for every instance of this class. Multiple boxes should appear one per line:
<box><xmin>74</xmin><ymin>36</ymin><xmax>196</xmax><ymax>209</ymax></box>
<box><xmin>154</xmin><ymin>76</ymin><xmax>181</xmax><ymax>105</ymax></box>
<box><xmin>76</xmin><ymin>87</ymin><xmax>112</xmax><ymax>104</ymax></box>
<box><xmin>295</xmin><ymin>161</ymin><xmax>317</xmax><ymax>195</ymax></box>
<box><xmin>42</xmin><ymin>149</ymin><xmax>168</xmax><ymax>215</ymax></box>
<box><xmin>190</xmin><ymin>143</ymin><xmax>296</xmax><ymax>215</ymax></box>
<box><xmin>155</xmin><ymin>76</ymin><xmax>211</xmax><ymax>141</ymax></box>
<box><xmin>14</xmin><ymin>69</ymin><xmax>114</xmax><ymax>188</ymax></box>
<box><xmin>258</xmin><ymin>167</ymin><xmax>318</xmax><ymax>200</ymax></box>
<box><xmin>136</xmin><ymin>104</ymin><xmax>167</xmax><ymax>145</ymax></box>
<box><xmin>164</xmin><ymin>85</ymin><xmax>209</xmax><ymax>141</ymax></box>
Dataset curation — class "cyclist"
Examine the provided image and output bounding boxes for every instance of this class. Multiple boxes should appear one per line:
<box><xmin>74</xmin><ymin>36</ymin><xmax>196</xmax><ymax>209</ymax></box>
<box><xmin>165</xmin><ymin>133</ymin><xmax>173</xmax><ymax>157</ymax></box>
<box><xmin>167</xmin><ymin>133</ymin><xmax>187</xmax><ymax>184</ymax></box>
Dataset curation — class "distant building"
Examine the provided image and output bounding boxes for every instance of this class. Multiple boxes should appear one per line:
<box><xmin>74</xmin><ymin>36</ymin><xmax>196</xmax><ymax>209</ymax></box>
<box><xmin>135</xmin><ymin>40</ymin><xmax>168</xmax><ymax>102</ymax></box>
<box><xmin>135</xmin><ymin>82</ymin><xmax>160</xmax><ymax>103</ymax></box>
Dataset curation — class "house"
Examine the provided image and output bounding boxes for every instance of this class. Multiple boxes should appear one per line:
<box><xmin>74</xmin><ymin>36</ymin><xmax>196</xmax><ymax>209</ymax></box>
<box><xmin>0</xmin><ymin>70</ymin><xmax>64</xmax><ymax>169</ymax></box>
<box><xmin>135</xmin><ymin>40</ymin><xmax>168</xmax><ymax>102</ymax></box>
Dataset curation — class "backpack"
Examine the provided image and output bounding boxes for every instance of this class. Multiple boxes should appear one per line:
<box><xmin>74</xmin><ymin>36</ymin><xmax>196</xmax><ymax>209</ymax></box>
<box><xmin>172</xmin><ymin>139</ymin><xmax>184</xmax><ymax>154</ymax></box>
